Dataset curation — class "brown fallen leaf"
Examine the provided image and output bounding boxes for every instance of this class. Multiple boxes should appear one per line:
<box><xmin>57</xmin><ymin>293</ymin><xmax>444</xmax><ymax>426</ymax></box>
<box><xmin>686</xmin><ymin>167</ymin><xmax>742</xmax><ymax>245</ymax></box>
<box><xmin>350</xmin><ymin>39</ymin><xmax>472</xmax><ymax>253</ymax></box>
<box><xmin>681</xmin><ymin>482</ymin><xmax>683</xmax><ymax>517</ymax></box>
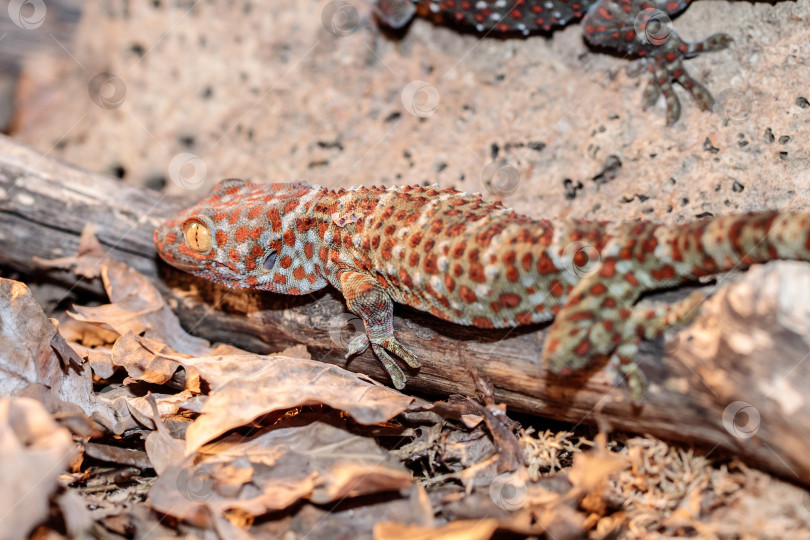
<box><xmin>0</xmin><ymin>397</ymin><xmax>77</xmax><ymax>540</ymax></box>
<box><xmin>374</xmin><ymin>519</ymin><xmax>500</xmax><ymax>540</ymax></box>
<box><xmin>149</xmin><ymin>417</ymin><xmax>413</xmax><ymax>526</ymax></box>
<box><xmin>177</xmin><ymin>353</ymin><xmax>421</xmax><ymax>453</ymax></box>
<box><xmin>38</xmin><ymin>227</ymin><xmax>212</xmax><ymax>357</ymax></box>
<box><xmin>67</xmin><ymin>256</ymin><xmax>211</xmax><ymax>356</ymax></box>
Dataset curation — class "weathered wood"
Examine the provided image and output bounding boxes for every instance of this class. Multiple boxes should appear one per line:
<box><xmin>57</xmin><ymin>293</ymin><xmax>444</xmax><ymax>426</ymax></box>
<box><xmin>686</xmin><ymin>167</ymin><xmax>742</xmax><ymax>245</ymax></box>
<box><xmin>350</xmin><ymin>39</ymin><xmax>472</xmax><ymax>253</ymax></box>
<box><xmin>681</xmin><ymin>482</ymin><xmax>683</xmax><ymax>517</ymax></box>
<box><xmin>1</xmin><ymin>134</ymin><xmax>809</xmax><ymax>485</ymax></box>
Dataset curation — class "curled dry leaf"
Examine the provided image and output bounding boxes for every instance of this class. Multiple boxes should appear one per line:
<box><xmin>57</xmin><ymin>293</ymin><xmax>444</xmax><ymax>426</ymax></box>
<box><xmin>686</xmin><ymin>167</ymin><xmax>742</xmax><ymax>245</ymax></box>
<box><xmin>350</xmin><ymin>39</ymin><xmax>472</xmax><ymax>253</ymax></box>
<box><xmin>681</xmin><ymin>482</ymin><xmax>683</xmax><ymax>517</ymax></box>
<box><xmin>110</xmin><ymin>334</ymin><xmax>419</xmax><ymax>452</ymax></box>
<box><xmin>0</xmin><ymin>397</ymin><xmax>77</xmax><ymax>540</ymax></box>
<box><xmin>0</xmin><ymin>278</ymin><xmax>101</xmax><ymax>428</ymax></box>
<box><xmin>178</xmin><ymin>353</ymin><xmax>420</xmax><ymax>453</ymax></box>
<box><xmin>68</xmin><ymin>256</ymin><xmax>211</xmax><ymax>356</ymax></box>
<box><xmin>42</xmin><ymin>226</ymin><xmax>211</xmax><ymax>356</ymax></box>
<box><xmin>149</xmin><ymin>419</ymin><xmax>413</xmax><ymax>525</ymax></box>
<box><xmin>374</xmin><ymin>519</ymin><xmax>500</xmax><ymax>540</ymax></box>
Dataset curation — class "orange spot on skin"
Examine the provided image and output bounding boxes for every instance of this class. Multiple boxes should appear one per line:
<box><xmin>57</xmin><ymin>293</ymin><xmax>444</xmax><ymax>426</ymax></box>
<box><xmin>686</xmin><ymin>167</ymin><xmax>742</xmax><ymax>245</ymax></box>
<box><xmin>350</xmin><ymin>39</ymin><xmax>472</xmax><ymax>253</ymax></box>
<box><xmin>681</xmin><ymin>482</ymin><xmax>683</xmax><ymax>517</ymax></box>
<box><xmin>246</xmin><ymin>276</ymin><xmax>258</xmax><ymax>286</ymax></box>
<box><xmin>460</xmin><ymin>285</ymin><xmax>477</xmax><ymax>303</ymax></box>
<box><xmin>651</xmin><ymin>265</ymin><xmax>676</xmax><ymax>281</ymax></box>
<box><xmin>590</xmin><ymin>283</ymin><xmax>607</xmax><ymax>295</ymax></box>
<box><xmin>600</xmin><ymin>259</ymin><xmax>616</xmax><ymax>278</ymax></box>
<box><xmin>235</xmin><ymin>227</ymin><xmax>249</xmax><ymax>243</ymax></box>
<box><xmin>472</xmin><ymin>317</ymin><xmax>494</xmax><ymax>329</ymax></box>
<box><xmin>267</xmin><ymin>209</ymin><xmax>282</xmax><ymax>232</ymax></box>
<box><xmin>424</xmin><ymin>254</ymin><xmax>438</xmax><ymax>274</ymax></box>
<box><xmin>469</xmin><ymin>264</ymin><xmax>486</xmax><ymax>283</ymax></box>
<box><xmin>381</xmin><ymin>241</ymin><xmax>393</xmax><ymax>261</ymax></box>
<box><xmin>399</xmin><ymin>269</ymin><xmax>413</xmax><ymax>289</ymax></box>
<box><xmin>229</xmin><ymin>249</ymin><xmax>240</xmax><ymax>263</ymax></box>
<box><xmin>537</xmin><ymin>253</ymin><xmax>556</xmax><ymax>274</ymax></box>
<box><xmin>283</xmin><ymin>230</ymin><xmax>296</xmax><ymax>247</ymax></box>
<box><xmin>228</xmin><ymin>210</ymin><xmax>240</xmax><ymax>225</ymax></box>
<box><xmin>293</xmin><ymin>267</ymin><xmax>306</xmax><ymax>280</ymax></box>
<box><xmin>575</xmin><ymin>340</ymin><xmax>590</xmax><ymax>356</ymax></box>
<box><xmin>216</xmin><ymin>230</ymin><xmax>227</xmax><ymax>246</ymax></box>
<box><xmin>549</xmin><ymin>280</ymin><xmax>566</xmax><ymax>297</ymax></box>
<box><xmin>247</xmin><ymin>206</ymin><xmax>263</xmax><ymax>219</ymax></box>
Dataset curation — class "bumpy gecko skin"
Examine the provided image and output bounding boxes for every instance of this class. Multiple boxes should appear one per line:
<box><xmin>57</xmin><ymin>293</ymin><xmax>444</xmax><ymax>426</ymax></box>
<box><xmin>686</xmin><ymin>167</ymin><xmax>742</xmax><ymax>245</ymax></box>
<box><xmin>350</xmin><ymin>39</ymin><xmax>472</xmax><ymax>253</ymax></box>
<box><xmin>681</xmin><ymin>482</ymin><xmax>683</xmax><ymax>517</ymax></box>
<box><xmin>375</xmin><ymin>0</ymin><xmax>734</xmax><ymax>125</ymax></box>
<box><xmin>155</xmin><ymin>179</ymin><xmax>810</xmax><ymax>400</ymax></box>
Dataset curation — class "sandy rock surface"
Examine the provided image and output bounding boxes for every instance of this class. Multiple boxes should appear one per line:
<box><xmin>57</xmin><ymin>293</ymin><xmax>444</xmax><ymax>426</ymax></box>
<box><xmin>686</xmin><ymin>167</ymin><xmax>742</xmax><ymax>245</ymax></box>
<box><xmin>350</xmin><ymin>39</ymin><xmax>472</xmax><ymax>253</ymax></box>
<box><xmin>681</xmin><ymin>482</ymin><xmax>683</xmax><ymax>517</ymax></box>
<box><xmin>11</xmin><ymin>0</ymin><xmax>809</xmax><ymax>224</ymax></box>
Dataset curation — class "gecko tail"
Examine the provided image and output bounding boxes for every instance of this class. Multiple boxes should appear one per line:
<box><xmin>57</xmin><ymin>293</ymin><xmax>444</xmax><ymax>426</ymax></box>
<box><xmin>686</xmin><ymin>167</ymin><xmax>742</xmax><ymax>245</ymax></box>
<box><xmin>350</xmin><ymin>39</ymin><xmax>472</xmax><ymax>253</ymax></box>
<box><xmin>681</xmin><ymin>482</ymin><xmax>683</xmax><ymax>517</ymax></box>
<box><xmin>671</xmin><ymin>211</ymin><xmax>810</xmax><ymax>279</ymax></box>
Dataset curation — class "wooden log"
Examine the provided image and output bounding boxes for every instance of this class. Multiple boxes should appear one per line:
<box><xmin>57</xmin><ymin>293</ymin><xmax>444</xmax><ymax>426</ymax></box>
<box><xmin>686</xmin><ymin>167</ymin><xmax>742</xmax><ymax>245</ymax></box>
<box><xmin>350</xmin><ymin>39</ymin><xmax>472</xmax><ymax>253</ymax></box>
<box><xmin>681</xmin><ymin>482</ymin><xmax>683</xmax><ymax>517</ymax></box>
<box><xmin>1</xmin><ymin>134</ymin><xmax>809</xmax><ymax>484</ymax></box>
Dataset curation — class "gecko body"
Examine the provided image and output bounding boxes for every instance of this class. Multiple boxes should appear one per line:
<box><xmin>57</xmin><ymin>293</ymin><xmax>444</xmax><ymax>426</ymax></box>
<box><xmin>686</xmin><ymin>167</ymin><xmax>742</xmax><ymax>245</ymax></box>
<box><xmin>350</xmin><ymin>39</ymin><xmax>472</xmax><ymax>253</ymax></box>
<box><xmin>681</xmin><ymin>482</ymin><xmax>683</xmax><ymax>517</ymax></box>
<box><xmin>155</xmin><ymin>179</ymin><xmax>810</xmax><ymax>399</ymax></box>
<box><xmin>375</xmin><ymin>0</ymin><xmax>735</xmax><ymax>124</ymax></box>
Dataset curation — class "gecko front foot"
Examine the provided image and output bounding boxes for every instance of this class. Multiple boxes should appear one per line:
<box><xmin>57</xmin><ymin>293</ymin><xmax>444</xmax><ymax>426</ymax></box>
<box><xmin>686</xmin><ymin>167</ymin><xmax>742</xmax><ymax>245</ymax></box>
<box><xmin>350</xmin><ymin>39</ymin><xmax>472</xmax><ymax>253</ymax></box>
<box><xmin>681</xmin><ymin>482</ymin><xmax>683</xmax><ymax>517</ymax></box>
<box><xmin>339</xmin><ymin>270</ymin><xmax>421</xmax><ymax>389</ymax></box>
<box><xmin>641</xmin><ymin>32</ymin><xmax>734</xmax><ymax>124</ymax></box>
<box><xmin>345</xmin><ymin>333</ymin><xmax>420</xmax><ymax>389</ymax></box>
<box><xmin>583</xmin><ymin>0</ymin><xmax>734</xmax><ymax>124</ymax></box>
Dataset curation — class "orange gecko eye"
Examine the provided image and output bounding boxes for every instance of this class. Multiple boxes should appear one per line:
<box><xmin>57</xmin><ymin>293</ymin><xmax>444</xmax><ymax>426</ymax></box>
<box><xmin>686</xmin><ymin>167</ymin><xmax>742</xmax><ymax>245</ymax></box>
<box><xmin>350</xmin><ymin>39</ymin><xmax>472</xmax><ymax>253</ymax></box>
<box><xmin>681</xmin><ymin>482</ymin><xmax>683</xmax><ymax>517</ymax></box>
<box><xmin>183</xmin><ymin>220</ymin><xmax>213</xmax><ymax>253</ymax></box>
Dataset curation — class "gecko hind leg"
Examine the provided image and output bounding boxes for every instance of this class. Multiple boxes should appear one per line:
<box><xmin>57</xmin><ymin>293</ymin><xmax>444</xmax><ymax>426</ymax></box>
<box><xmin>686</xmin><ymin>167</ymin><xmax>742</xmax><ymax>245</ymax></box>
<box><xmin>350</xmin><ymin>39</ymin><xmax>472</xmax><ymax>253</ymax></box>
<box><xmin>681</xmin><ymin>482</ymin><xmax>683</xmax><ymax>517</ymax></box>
<box><xmin>609</xmin><ymin>290</ymin><xmax>708</xmax><ymax>402</ymax></box>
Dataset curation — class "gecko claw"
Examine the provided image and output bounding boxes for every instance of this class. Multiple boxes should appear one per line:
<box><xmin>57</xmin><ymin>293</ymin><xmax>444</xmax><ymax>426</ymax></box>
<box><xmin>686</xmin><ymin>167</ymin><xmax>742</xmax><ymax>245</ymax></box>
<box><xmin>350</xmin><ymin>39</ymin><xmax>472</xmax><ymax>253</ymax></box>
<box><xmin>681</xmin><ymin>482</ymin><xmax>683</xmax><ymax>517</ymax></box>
<box><xmin>346</xmin><ymin>334</ymin><xmax>371</xmax><ymax>358</ymax></box>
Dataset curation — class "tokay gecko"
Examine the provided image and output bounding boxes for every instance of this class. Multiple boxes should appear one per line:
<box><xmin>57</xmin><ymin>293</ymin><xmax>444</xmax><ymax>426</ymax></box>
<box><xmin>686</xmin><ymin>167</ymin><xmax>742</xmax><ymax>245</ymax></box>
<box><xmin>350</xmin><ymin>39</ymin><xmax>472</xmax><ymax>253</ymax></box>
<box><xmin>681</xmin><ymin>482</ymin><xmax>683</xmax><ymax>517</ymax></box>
<box><xmin>155</xmin><ymin>179</ymin><xmax>810</xmax><ymax>401</ymax></box>
<box><xmin>374</xmin><ymin>0</ymin><xmax>734</xmax><ymax>124</ymax></box>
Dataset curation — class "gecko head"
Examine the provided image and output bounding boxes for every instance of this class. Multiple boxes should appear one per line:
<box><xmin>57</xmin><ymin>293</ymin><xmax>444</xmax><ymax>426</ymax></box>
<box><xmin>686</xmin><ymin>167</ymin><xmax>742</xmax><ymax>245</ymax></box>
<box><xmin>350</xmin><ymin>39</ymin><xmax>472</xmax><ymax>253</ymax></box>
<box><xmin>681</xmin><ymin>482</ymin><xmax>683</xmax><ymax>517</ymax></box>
<box><xmin>154</xmin><ymin>178</ymin><xmax>328</xmax><ymax>294</ymax></box>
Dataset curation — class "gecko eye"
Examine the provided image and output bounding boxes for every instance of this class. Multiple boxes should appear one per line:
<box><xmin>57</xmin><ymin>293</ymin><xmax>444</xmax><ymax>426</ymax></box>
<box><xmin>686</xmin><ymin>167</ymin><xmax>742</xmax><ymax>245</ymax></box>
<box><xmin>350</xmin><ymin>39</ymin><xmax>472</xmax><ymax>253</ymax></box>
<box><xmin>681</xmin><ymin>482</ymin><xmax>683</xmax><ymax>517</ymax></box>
<box><xmin>262</xmin><ymin>251</ymin><xmax>277</xmax><ymax>272</ymax></box>
<box><xmin>183</xmin><ymin>220</ymin><xmax>213</xmax><ymax>253</ymax></box>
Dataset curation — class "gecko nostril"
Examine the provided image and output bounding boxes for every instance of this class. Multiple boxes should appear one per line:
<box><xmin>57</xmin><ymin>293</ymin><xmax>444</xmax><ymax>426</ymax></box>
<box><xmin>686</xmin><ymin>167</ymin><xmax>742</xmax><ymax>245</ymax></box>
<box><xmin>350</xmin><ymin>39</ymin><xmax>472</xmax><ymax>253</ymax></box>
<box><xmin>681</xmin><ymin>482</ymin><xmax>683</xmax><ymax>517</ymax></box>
<box><xmin>262</xmin><ymin>251</ymin><xmax>278</xmax><ymax>272</ymax></box>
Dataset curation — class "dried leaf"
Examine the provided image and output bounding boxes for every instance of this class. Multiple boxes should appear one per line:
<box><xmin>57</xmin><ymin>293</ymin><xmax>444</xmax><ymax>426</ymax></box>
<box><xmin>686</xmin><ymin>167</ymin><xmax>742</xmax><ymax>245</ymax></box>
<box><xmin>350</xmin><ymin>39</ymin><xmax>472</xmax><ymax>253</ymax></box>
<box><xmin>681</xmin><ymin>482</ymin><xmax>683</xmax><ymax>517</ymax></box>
<box><xmin>150</xmin><ymin>419</ymin><xmax>412</xmax><ymax>523</ymax></box>
<box><xmin>178</xmin><ymin>354</ymin><xmax>417</xmax><ymax>453</ymax></box>
<box><xmin>0</xmin><ymin>397</ymin><xmax>76</xmax><ymax>540</ymax></box>
<box><xmin>374</xmin><ymin>519</ymin><xmax>500</xmax><ymax>540</ymax></box>
<box><xmin>83</xmin><ymin>442</ymin><xmax>152</xmax><ymax>468</ymax></box>
<box><xmin>66</xmin><ymin>255</ymin><xmax>211</xmax><ymax>356</ymax></box>
<box><xmin>144</xmin><ymin>394</ymin><xmax>186</xmax><ymax>475</ymax></box>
